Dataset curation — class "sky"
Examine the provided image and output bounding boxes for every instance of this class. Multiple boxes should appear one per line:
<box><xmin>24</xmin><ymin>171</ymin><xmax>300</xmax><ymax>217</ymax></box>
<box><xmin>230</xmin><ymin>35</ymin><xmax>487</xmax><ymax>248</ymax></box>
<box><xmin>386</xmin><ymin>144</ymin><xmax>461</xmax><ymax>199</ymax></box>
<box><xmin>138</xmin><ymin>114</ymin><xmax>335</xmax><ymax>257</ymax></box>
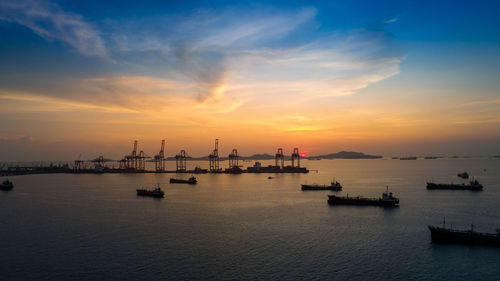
<box><xmin>1</xmin><ymin>0</ymin><xmax>500</xmax><ymax>161</ymax></box>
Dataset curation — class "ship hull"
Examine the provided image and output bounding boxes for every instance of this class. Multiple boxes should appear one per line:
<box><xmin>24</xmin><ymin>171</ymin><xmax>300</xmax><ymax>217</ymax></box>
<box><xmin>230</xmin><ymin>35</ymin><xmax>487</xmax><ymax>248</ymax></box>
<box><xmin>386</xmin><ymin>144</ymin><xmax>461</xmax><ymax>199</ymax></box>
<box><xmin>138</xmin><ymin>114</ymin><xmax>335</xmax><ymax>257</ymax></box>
<box><xmin>428</xmin><ymin>226</ymin><xmax>500</xmax><ymax>247</ymax></box>
<box><xmin>426</xmin><ymin>183</ymin><xmax>482</xmax><ymax>191</ymax></box>
<box><xmin>0</xmin><ymin>182</ymin><xmax>13</xmax><ymax>190</ymax></box>
<box><xmin>136</xmin><ymin>190</ymin><xmax>164</xmax><ymax>198</ymax></box>
<box><xmin>170</xmin><ymin>178</ymin><xmax>197</xmax><ymax>184</ymax></box>
<box><xmin>302</xmin><ymin>184</ymin><xmax>341</xmax><ymax>191</ymax></box>
<box><xmin>327</xmin><ymin>196</ymin><xmax>398</xmax><ymax>207</ymax></box>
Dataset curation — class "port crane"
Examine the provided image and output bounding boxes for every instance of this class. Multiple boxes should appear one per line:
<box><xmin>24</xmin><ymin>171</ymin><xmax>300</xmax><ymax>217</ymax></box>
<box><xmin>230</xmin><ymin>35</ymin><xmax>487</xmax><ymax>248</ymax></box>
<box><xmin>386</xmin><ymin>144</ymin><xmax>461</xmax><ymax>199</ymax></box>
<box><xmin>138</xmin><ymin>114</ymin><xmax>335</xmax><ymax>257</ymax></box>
<box><xmin>291</xmin><ymin>147</ymin><xmax>300</xmax><ymax>168</ymax></box>
<box><xmin>228</xmin><ymin>148</ymin><xmax>240</xmax><ymax>168</ymax></box>
<box><xmin>275</xmin><ymin>148</ymin><xmax>284</xmax><ymax>168</ymax></box>
<box><xmin>154</xmin><ymin>140</ymin><xmax>166</xmax><ymax>171</ymax></box>
<box><xmin>74</xmin><ymin>154</ymin><xmax>85</xmax><ymax>171</ymax></box>
<box><xmin>209</xmin><ymin>139</ymin><xmax>220</xmax><ymax>172</ymax></box>
<box><xmin>175</xmin><ymin>150</ymin><xmax>190</xmax><ymax>172</ymax></box>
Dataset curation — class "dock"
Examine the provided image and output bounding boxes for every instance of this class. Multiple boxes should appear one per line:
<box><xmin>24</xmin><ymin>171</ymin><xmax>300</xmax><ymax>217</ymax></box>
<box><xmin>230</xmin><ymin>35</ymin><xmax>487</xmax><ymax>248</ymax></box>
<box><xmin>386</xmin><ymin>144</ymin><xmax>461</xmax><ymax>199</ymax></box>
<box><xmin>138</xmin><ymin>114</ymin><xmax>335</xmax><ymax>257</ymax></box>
<box><xmin>1</xmin><ymin>139</ymin><xmax>309</xmax><ymax>176</ymax></box>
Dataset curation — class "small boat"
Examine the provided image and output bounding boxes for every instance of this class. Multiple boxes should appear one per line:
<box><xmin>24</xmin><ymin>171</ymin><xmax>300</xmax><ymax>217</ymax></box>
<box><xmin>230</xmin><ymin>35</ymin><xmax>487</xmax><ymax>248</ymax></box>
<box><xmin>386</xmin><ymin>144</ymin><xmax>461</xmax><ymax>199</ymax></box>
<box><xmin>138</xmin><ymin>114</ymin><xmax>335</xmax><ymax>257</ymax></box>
<box><xmin>136</xmin><ymin>183</ymin><xmax>164</xmax><ymax>198</ymax></box>
<box><xmin>1</xmin><ymin>179</ymin><xmax>13</xmax><ymax>190</ymax></box>
<box><xmin>426</xmin><ymin>179</ymin><xmax>482</xmax><ymax>191</ymax></box>
<box><xmin>302</xmin><ymin>178</ymin><xmax>342</xmax><ymax>191</ymax></box>
<box><xmin>170</xmin><ymin>176</ymin><xmax>197</xmax><ymax>184</ymax></box>
<box><xmin>268</xmin><ymin>176</ymin><xmax>273</xmax><ymax>179</ymax></box>
<box><xmin>428</xmin><ymin>219</ymin><xmax>500</xmax><ymax>247</ymax></box>
<box><xmin>327</xmin><ymin>186</ymin><xmax>399</xmax><ymax>207</ymax></box>
<box><xmin>457</xmin><ymin>171</ymin><xmax>469</xmax><ymax>179</ymax></box>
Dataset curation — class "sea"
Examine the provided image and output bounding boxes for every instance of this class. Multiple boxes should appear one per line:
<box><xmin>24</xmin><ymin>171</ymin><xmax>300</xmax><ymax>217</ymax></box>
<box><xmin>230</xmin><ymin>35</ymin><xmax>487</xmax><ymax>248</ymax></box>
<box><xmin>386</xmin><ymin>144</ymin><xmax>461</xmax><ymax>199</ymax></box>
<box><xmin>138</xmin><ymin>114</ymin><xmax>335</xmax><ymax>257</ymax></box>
<box><xmin>1</xmin><ymin>158</ymin><xmax>500</xmax><ymax>280</ymax></box>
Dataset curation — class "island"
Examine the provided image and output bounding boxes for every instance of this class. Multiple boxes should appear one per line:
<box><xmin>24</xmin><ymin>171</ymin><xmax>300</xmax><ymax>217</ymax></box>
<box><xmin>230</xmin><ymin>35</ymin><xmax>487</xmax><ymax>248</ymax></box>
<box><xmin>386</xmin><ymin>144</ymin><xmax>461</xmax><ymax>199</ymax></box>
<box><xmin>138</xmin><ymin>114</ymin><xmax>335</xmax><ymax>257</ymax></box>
<box><xmin>305</xmin><ymin>151</ymin><xmax>382</xmax><ymax>160</ymax></box>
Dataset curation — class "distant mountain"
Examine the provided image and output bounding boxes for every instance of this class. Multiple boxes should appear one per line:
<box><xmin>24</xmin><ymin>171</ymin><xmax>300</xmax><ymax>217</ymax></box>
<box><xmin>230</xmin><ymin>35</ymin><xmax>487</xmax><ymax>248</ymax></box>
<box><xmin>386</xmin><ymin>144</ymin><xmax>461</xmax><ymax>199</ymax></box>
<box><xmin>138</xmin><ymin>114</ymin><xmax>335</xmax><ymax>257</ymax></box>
<box><xmin>307</xmin><ymin>151</ymin><xmax>382</xmax><ymax>159</ymax></box>
<box><xmin>189</xmin><ymin>156</ymin><xmax>210</xmax><ymax>160</ymax></box>
<box><xmin>241</xmin><ymin>154</ymin><xmax>274</xmax><ymax>160</ymax></box>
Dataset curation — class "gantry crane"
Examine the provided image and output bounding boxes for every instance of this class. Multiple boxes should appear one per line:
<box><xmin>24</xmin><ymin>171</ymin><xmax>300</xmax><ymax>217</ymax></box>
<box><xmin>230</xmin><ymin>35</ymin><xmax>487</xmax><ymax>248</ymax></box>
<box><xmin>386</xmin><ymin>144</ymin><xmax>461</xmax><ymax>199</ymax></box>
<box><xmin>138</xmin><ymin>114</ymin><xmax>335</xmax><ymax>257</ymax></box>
<box><xmin>228</xmin><ymin>148</ymin><xmax>239</xmax><ymax>168</ymax></box>
<box><xmin>291</xmin><ymin>147</ymin><xmax>300</xmax><ymax>168</ymax></box>
<box><xmin>275</xmin><ymin>148</ymin><xmax>284</xmax><ymax>168</ymax></box>
<box><xmin>154</xmin><ymin>140</ymin><xmax>166</xmax><ymax>171</ymax></box>
<box><xmin>209</xmin><ymin>139</ymin><xmax>220</xmax><ymax>172</ymax></box>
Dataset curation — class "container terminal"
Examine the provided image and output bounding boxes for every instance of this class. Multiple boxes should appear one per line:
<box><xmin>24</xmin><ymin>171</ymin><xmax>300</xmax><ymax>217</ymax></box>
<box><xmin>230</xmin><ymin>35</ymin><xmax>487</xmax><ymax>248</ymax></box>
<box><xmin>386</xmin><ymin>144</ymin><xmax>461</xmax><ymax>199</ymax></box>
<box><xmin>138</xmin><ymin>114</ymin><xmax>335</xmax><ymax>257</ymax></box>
<box><xmin>1</xmin><ymin>139</ymin><xmax>309</xmax><ymax>176</ymax></box>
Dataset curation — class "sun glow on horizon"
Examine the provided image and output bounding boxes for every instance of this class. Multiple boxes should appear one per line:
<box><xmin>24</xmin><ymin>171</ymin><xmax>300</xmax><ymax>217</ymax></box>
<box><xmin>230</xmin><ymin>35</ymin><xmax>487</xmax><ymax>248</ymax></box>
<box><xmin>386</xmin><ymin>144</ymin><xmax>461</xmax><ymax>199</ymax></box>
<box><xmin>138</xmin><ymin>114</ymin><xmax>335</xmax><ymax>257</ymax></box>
<box><xmin>0</xmin><ymin>1</ymin><xmax>499</xmax><ymax>161</ymax></box>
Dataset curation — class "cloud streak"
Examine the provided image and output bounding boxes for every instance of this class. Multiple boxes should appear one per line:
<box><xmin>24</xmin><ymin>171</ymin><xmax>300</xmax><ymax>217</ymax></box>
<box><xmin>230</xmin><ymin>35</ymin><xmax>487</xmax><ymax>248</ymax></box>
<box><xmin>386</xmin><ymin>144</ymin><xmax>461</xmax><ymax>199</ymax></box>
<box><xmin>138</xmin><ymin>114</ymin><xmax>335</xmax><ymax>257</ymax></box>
<box><xmin>0</xmin><ymin>4</ymin><xmax>404</xmax><ymax>116</ymax></box>
<box><xmin>0</xmin><ymin>0</ymin><xmax>106</xmax><ymax>57</ymax></box>
<box><xmin>103</xmin><ymin>7</ymin><xmax>403</xmax><ymax>108</ymax></box>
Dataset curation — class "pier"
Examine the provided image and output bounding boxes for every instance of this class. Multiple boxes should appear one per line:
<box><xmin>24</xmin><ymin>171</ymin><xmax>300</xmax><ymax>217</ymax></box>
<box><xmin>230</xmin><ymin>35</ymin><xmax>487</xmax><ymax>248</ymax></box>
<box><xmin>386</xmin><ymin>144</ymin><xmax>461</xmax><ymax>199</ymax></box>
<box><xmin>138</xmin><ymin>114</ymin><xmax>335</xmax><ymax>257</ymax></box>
<box><xmin>1</xmin><ymin>139</ymin><xmax>309</xmax><ymax>176</ymax></box>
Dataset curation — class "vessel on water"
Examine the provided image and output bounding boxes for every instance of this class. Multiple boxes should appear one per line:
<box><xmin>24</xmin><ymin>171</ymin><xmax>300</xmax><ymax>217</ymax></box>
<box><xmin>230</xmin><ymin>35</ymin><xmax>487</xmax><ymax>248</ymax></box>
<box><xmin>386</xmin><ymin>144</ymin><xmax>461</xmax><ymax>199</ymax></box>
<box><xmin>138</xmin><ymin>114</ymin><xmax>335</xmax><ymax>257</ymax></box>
<box><xmin>246</xmin><ymin>162</ymin><xmax>309</xmax><ymax>173</ymax></box>
<box><xmin>428</xmin><ymin>220</ymin><xmax>500</xmax><ymax>247</ymax></box>
<box><xmin>193</xmin><ymin>166</ymin><xmax>208</xmax><ymax>174</ymax></box>
<box><xmin>225</xmin><ymin>166</ymin><xmax>243</xmax><ymax>174</ymax></box>
<box><xmin>457</xmin><ymin>171</ymin><xmax>469</xmax><ymax>179</ymax></box>
<box><xmin>426</xmin><ymin>179</ymin><xmax>482</xmax><ymax>191</ymax></box>
<box><xmin>302</xmin><ymin>178</ymin><xmax>342</xmax><ymax>191</ymax></box>
<box><xmin>136</xmin><ymin>183</ymin><xmax>164</xmax><ymax>198</ymax></box>
<box><xmin>170</xmin><ymin>176</ymin><xmax>197</xmax><ymax>184</ymax></box>
<box><xmin>308</xmin><ymin>157</ymin><xmax>321</xmax><ymax>161</ymax></box>
<box><xmin>327</xmin><ymin>186</ymin><xmax>399</xmax><ymax>207</ymax></box>
<box><xmin>1</xmin><ymin>179</ymin><xmax>13</xmax><ymax>190</ymax></box>
<box><xmin>400</xmin><ymin>157</ymin><xmax>417</xmax><ymax>160</ymax></box>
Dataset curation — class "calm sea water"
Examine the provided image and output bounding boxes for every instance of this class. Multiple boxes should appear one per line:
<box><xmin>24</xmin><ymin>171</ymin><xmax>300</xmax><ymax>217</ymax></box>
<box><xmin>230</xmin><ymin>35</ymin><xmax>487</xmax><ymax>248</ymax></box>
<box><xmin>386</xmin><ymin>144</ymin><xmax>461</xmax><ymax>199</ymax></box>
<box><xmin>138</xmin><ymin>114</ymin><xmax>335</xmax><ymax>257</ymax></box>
<box><xmin>1</xmin><ymin>158</ymin><xmax>500</xmax><ymax>280</ymax></box>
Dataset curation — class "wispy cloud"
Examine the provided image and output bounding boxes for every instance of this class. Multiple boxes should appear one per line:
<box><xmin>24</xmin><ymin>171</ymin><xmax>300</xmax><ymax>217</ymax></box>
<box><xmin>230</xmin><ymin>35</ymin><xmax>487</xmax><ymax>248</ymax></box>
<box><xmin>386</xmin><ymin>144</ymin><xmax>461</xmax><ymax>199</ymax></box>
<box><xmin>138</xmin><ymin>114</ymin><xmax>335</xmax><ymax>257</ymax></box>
<box><xmin>0</xmin><ymin>90</ymin><xmax>140</xmax><ymax>113</ymax></box>
<box><xmin>456</xmin><ymin>97</ymin><xmax>500</xmax><ymax>108</ymax></box>
<box><xmin>0</xmin><ymin>4</ymin><xmax>404</xmax><ymax>116</ymax></box>
<box><xmin>195</xmin><ymin>8</ymin><xmax>317</xmax><ymax>49</ymax></box>
<box><xmin>276</xmin><ymin>115</ymin><xmax>313</xmax><ymax>122</ymax></box>
<box><xmin>0</xmin><ymin>0</ymin><xmax>106</xmax><ymax>57</ymax></box>
<box><xmin>282</xmin><ymin>126</ymin><xmax>329</xmax><ymax>132</ymax></box>
<box><xmin>384</xmin><ymin>16</ymin><xmax>399</xmax><ymax>24</ymax></box>
<box><xmin>106</xmin><ymin>8</ymin><xmax>403</xmax><ymax>108</ymax></box>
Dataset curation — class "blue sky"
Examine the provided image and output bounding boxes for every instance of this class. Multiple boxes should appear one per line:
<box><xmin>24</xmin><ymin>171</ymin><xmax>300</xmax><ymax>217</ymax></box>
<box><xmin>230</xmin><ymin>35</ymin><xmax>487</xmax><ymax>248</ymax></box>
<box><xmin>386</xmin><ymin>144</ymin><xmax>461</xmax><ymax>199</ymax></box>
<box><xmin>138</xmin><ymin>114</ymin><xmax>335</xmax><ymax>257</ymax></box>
<box><xmin>2</xmin><ymin>0</ymin><xmax>499</xmax><ymax>79</ymax></box>
<box><xmin>0</xmin><ymin>0</ymin><xmax>499</xmax><ymax>160</ymax></box>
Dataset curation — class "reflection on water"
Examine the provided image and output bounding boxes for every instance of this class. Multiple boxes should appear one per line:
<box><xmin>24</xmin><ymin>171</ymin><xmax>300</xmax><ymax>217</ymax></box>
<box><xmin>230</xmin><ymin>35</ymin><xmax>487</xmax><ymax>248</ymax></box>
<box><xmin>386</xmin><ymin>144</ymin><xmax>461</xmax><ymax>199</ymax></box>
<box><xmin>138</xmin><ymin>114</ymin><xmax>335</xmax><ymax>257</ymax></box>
<box><xmin>1</xmin><ymin>158</ymin><xmax>499</xmax><ymax>280</ymax></box>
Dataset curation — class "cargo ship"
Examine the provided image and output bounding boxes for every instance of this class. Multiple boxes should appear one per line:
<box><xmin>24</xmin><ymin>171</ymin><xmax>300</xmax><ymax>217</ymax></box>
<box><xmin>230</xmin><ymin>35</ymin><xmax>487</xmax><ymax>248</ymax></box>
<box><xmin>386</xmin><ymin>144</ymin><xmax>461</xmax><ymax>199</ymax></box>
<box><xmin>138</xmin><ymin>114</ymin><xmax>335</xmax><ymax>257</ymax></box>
<box><xmin>136</xmin><ymin>184</ymin><xmax>164</xmax><ymax>198</ymax></box>
<box><xmin>170</xmin><ymin>176</ymin><xmax>197</xmax><ymax>184</ymax></box>
<box><xmin>426</xmin><ymin>179</ymin><xmax>482</xmax><ymax>191</ymax></box>
<box><xmin>400</xmin><ymin>157</ymin><xmax>417</xmax><ymax>160</ymax></box>
<box><xmin>247</xmin><ymin>162</ymin><xmax>309</xmax><ymax>173</ymax></box>
<box><xmin>428</xmin><ymin>222</ymin><xmax>500</xmax><ymax>247</ymax></box>
<box><xmin>302</xmin><ymin>178</ymin><xmax>342</xmax><ymax>191</ymax></box>
<box><xmin>1</xmin><ymin>179</ymin><xmax>13</xmax><ymax>190</ymax></box>
<box><xmin>193</xmin><ymin>166</ymin><xmax>208</xmax><ymax>174</ymax></box>
<box><xmin>327</xmin><ymin>186</ymin><xmax>399</xmax><ymax>207</ymax></box>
